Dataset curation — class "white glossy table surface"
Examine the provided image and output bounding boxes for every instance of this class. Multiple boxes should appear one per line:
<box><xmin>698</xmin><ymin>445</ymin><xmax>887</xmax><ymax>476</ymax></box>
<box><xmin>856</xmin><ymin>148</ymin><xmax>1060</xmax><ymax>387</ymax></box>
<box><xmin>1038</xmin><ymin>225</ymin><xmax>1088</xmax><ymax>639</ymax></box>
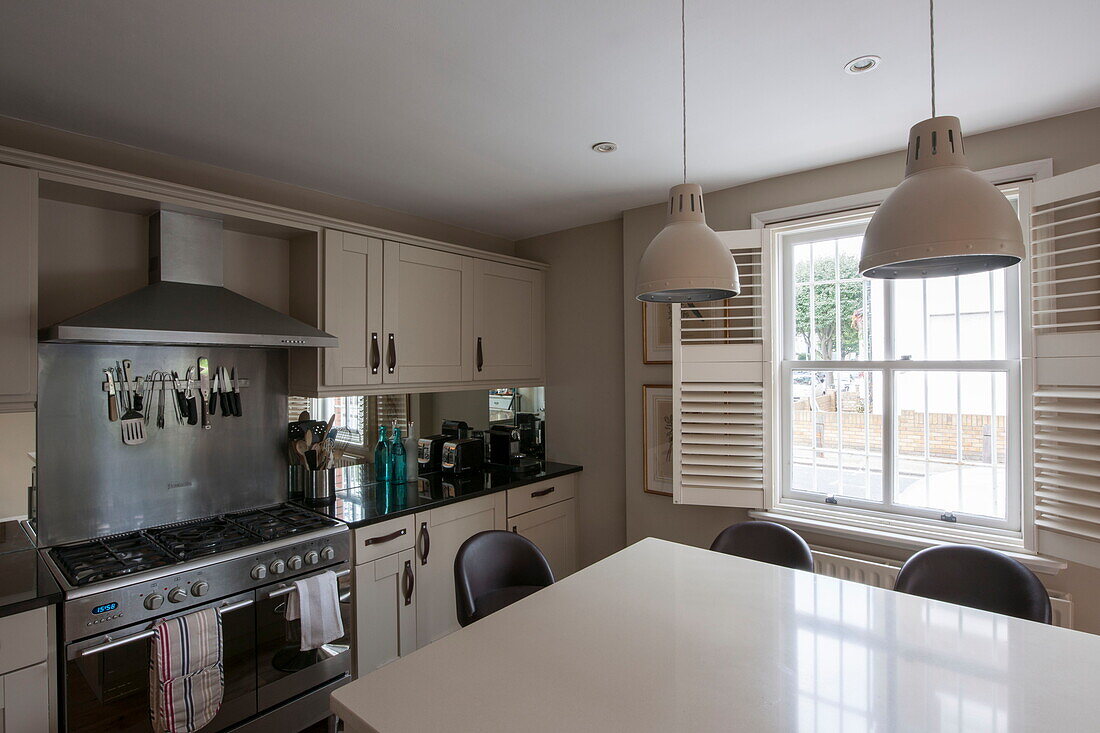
<box><xmin>331</xmin><ymin>538</ymin><xmax>1100</xmax><ymax>732</ymax></box>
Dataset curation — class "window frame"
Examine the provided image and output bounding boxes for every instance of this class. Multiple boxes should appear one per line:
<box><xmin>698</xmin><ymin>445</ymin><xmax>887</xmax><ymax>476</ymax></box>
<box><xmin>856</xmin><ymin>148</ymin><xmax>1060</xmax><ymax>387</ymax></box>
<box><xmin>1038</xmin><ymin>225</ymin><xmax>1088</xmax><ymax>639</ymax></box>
<box><xmin>759</xmin><ymin>171</ymin><xmax>1043</xmax><ymax>543</ymax></box>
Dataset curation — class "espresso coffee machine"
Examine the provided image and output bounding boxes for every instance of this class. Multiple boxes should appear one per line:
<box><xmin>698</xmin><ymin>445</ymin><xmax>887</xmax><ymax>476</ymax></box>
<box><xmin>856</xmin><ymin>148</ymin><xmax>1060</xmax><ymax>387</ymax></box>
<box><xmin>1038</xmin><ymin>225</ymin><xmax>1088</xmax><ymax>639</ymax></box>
<box><xmin>516</xmin><ymin>413</ymin><xmax>545</xmax><ymax>460</ymax></box>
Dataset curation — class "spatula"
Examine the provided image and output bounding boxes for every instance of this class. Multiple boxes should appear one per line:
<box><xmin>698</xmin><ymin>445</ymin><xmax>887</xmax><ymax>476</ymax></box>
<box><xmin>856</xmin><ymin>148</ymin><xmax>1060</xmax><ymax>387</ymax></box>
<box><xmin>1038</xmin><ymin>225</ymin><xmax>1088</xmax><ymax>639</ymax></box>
<box><xmin>120</xmin><ymin>359</ymin><xmax>146</xmax><ymax>445</ymax></box>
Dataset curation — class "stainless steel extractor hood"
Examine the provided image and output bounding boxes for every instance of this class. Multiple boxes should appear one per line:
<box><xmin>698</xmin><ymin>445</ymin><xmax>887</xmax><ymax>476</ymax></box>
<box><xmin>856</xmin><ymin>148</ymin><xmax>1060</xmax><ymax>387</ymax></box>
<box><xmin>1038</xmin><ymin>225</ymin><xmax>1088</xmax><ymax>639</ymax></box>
<box><xmin>41</xmin><ymin>211</ymin><xmax>338</xmax><ymax>348</ymax></box>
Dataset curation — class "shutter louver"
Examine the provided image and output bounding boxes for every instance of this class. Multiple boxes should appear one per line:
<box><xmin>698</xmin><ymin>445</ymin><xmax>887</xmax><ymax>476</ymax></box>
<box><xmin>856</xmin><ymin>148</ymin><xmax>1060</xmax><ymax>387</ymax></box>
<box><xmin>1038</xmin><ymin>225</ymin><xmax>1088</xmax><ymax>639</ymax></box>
<box><xmin>673</xmin><ymin>229</ymin><xmax>771</xmax><ymax>508</ymax></box>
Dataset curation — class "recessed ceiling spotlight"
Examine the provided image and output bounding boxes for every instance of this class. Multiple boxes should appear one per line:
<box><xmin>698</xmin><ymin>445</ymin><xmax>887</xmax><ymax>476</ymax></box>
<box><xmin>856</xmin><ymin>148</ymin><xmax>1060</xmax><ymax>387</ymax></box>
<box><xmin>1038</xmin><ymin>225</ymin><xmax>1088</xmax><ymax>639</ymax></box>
<box><xmin>845</xmin><ymin>55</ymin><xmax>881</xmax><ymax>74</ymax></box>
<box><xmin>591</xmin><ymin>141</ymin><xmax>618</xmax><ymax>153</ymax></box>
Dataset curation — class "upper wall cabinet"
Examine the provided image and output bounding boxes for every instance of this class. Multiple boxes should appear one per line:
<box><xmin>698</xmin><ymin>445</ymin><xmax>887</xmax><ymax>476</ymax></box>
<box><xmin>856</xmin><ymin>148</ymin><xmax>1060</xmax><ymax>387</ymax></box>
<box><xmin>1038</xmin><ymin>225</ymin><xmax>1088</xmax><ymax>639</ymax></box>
<box><xmin>291</xmin><ymin>229</ymin><xmax>546</xmax><ymax>395</ymax></box>
<box><xmin>0</xmin><ymin>163</ymin><xmax>38</xmax><ymax>412</ymax></box>
<box><xmin>323</xmin><ymin>230</ymin><xmax>384</xmax><ymax>387</ymax></box>
<box><xmin>473</xmin><ymin>260</ymin><xmax>544</xmax><ymax>383</ymax></box>
<box><xmin>383</xmin><ymin>242</ymin><xmax>474</xmax><ymax>385</ymax></box>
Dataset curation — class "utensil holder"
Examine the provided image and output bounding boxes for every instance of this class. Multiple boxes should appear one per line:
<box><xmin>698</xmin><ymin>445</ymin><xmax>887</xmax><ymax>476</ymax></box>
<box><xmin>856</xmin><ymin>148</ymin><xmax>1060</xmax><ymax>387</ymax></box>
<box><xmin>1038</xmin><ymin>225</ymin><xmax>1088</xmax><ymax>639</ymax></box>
<box><xmin>288</xmin><ymin>465</ymin><xmax>311</xmax><ymax>500</ymax></box>
<box><xmin>304</xmin><ymin>468</ymin><xmax>336</xmax><ymax>506</ymax></box>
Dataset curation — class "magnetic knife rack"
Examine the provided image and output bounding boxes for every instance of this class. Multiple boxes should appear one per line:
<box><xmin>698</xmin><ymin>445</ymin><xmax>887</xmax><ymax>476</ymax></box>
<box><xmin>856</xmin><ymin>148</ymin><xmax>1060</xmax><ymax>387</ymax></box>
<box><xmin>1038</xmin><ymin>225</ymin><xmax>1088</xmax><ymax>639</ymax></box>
<box><xmin>99</xmin><ymin>376</ymin><xmax>253</xmax><ymax>392</ymax></box>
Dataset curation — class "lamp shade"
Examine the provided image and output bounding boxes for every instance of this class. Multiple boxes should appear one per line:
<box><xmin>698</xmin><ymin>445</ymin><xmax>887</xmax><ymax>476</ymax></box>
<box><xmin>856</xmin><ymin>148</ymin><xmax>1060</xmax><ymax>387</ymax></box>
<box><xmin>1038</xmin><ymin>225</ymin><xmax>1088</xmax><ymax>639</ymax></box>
<box><xmin>860</xmin><ymin>116</ymin><xmax>1024</xmax><ymax>279</ymax></box>
<box><xmin>636</xmin><ymin>183</ymin><xmax>740</xmax><ymax>302</ymax></box>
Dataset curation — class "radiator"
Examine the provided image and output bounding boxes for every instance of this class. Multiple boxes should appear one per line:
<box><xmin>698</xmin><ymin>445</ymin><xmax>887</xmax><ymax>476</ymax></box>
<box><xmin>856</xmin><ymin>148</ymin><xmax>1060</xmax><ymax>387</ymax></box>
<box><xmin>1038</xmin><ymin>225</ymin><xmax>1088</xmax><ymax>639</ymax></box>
<box><xmin>810</xmin><ymin>546</ymin><xmax>1074</xmax><ymax>630</ymax></box>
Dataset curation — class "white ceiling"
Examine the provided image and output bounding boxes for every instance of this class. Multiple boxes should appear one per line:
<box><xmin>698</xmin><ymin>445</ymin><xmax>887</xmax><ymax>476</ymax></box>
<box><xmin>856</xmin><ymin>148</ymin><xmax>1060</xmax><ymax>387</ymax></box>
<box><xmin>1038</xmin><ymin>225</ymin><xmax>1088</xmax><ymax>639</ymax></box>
<box><xmin>1</xmin><ymin>1</ymin><xmax>1098</xmax><ymax>240</ymax></box>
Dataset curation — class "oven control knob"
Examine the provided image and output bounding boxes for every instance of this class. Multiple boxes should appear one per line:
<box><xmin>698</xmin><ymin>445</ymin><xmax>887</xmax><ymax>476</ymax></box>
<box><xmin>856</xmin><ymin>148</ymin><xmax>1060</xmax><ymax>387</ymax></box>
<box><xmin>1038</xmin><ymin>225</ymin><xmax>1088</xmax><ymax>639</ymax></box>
<box><xmin>269</xmin><ymin>559</ymin><xmax>286</xmax><ymax>575</ymax></box>
<box><xmin>320</xmin><ymin>546</ymin><xmax>335</xmax><ymax>561</ymax></box>
<box><xmin>167</xmin><ymin>587</ymin><xmax>187</xmax><ymax>603</ymax></box>
<box><xmin>287</xmin><ymin>555</ymin><xmax>303</xmax><ymax>571</ymax></box>
<box><xmin>191</xmin><ymin>581</ymin><xmax>210</xmax><ymax>597</ymax></box>
<box><xmin>305</xmin><ymin>551</ymin><xmax>319</xmax><ymax>566</ymax></box>
<box><xmin>250</xmin><ymin>564</ymin><xmax>267</xmax><ymax>580</ymax></box>
<box><xmin>144</xmin><ymin>593</ymin><xmax>164</xmax><ymax>611</ymax></box>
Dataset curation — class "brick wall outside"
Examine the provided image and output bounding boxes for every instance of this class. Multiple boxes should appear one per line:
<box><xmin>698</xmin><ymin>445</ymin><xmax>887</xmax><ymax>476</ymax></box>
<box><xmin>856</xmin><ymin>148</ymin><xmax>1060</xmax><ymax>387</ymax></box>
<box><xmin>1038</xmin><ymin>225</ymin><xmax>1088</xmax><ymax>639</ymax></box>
<box><xmin>792</xmin><ymin>391</ymin><xmax>1007</xmax><ymax>462</ymax></box>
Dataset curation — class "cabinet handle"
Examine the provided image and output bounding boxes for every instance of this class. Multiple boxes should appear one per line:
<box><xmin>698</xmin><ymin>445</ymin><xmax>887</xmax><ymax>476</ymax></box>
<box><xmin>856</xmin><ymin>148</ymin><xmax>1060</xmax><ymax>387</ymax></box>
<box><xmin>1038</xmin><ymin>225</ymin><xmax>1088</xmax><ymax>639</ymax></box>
<box><xmin>402</xmin><ymin>560</ymin><xmax>414</xmax><ymax>606</ymax></box>
<box><xmin>370</xmin><ymin>333</ymin><xmax>380</xmax><ymax>374</ymax></box>
<box><xmin>418</xmin><ymin>521</ymin><xmax>430</xmax><ymax>565</ymax></box>
<box><xmin>387</xmin><ymin>334</ymin><xmax>397</xmax><ymax>374</ymax></box>
<box><xmin>511</xmin><ymin>525</ymin><xmax>517</xmax><ymax>533</ymax></box>
<box><xmin>476</xmin><ymin>337</ymin><xmax>484</xmax><ymax>372</ymax></box>
<box><xmin>363</xmin><ymin>528</ymin><xmax>406</xmax><ymax>546</ymax></box>
<box><xmin>531</xmin><ymin>486</ymin><xmax>555</xmax><ymax>498</ymax></box>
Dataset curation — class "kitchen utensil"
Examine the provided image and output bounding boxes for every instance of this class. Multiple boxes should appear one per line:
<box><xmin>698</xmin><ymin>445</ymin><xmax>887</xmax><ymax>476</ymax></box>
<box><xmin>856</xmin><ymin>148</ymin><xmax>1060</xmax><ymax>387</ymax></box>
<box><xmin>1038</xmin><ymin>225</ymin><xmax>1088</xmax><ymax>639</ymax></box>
<box><xmin>299</xmin><ymin>410</ymin><xmax>310</xmax><ymax>422</ymax></box>
<box><xmin>104</xmin><ymin>369</ymin><xmax>119</xmax><ymax>422</ymax></box>
<box><xmin>229</xmin><ymin>367</ymin><xmax>243</xmax><ymax>416</ymax></box>
<box><xmin>122</xmin><ymin>360</ymin><xmax>137</xmax><ymax>412</ymax></box>
<box><xmin>198</xmin><ymin>357</ymin><xmax>212</xmax><ymax>429</ymax></box>
<box><xmin>207</xmin><ymin>368</ymin><xmax>220</xmax><ymax>416</ymax></box>
<box><xmin>170</xmin><ymin>370</ymin><xmax>187</xmax><ymax>424</ymax></box>
<box><xmin>293</xmin><ymin>439</ymin><xmax>310</xmax><ymax>465</ymax></box>
<box><xmin>156</xmin><ymin>375</ymin><xmax>166</xmax><ymax>429</ymax></box>
<box><xmin>304</xmin><ymin>468</ymin><xmax>336</xmax><ymax>505</ymax></box>
<box><xmin>117</xmin><ymin>360</ymin><xmax>147</xmax><ymax>444</ymax></box>
<box><xmin>218</xmin><ymin>367</ymin><xmax>233</xmax><ymax>416</ymax></box>
<box><xmin>115</xmin><ymin>361</ymin><xmax>128</xmax><ymax>411</ymax></box>
<box><xmin>184</xmin><ymin>366</ymin><xmax>199</xmax><ymax>426</ymax></box>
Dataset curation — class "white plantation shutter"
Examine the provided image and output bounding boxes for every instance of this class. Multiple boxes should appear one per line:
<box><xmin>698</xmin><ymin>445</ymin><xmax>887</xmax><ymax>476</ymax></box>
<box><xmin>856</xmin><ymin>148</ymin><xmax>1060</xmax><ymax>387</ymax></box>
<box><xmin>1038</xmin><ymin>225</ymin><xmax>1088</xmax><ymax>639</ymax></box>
<box><xmin>673</xmin><ymin>229</ymin><xmax>772</xmax><ymax>507</ymax></box>
<box><xmin>1031</xmin><ymin>163</ymin><xmax>1100</xmax><ymax>568</ymax></box>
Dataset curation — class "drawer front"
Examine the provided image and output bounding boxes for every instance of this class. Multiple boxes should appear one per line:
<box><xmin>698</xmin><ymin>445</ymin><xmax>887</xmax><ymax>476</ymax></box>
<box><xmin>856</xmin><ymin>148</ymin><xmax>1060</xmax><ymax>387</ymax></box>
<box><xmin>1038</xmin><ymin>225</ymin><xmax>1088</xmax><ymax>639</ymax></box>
<box><xmin>506</xmin><ymin>474</ymin><xmax>576</xmax><ymax>518</ymax></box>
<box><xmin>355</xmin><ymin>514</ymin><xmax>416</xmax><ymax>564</ymax></box>
<box><xmin>0</xmin><ymin>607</ymin><xmax>47</xmax><ymax>675</ymax></box>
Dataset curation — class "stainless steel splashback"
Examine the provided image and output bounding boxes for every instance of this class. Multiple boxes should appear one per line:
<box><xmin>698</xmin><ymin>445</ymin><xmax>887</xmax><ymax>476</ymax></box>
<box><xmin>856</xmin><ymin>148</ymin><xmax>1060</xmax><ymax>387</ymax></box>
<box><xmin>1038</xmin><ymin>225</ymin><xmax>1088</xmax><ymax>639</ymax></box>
<box><xmin>36</xmin><ymin>343</ymin><xmax>287</xmax><ymax>546</ymax></box>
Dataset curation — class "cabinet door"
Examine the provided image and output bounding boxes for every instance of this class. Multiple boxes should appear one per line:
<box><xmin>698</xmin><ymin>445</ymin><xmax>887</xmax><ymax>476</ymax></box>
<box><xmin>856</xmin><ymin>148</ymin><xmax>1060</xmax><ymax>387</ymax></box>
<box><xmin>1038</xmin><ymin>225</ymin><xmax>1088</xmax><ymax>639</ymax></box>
<box><xmin>355</xmin><ymin>548</ymin><xmax>417</xmax><ymax>676</ymax></box>
<box><xmin>511</xmin><ymin>498</ymin><xmax>577</xmax><ymax>580</ymax></box>
<box><xmin>323</xmin><ymin>230</ymin><xmax>384</xmax><ymax>387</ymax></box>
<box><xmin>383</xmin><ymin>242</ymin><xmax>474</xmax><ymax>384</ymax></box>
<box><xmin>0</xmin><ymin>164</ymin><xmax>37</xmax><ymax>411</ymax></box>
<box><xmin>474</xmin><ymin>261</ymin><xmax>544</xmax><ymax>382</ymax></box>
<box><xmin>414</xmin><ymin>492</ymin><xmax>506</xmax><ymax>647</ymax></box>
<box><xmin>2</xmin><ymin>661</ymin><xmax>49</xmax><ymax>733</ymax></box>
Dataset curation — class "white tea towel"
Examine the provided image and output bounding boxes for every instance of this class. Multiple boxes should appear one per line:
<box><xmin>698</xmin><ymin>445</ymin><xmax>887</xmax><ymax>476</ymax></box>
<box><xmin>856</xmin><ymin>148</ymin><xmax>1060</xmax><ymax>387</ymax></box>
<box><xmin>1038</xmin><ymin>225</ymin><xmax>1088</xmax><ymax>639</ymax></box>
<box><xmin>149</xmin><ymin>606</ymin><xmax>223</xmax><ymax>733</ymax></box>
<box><xmin>286</xmin><ymin>570</ymin><xmax>344</xmax><ymax>650</ymax></box>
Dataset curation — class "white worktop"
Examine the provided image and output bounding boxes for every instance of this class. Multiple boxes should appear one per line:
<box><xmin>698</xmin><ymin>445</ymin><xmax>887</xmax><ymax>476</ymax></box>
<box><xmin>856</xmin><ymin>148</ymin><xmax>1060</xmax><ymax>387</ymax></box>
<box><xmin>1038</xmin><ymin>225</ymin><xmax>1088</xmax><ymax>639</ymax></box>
<box><xmin>332</xmin><ymin>537</ymin><xmax>1100</xmax><ymax>732</ymax></box>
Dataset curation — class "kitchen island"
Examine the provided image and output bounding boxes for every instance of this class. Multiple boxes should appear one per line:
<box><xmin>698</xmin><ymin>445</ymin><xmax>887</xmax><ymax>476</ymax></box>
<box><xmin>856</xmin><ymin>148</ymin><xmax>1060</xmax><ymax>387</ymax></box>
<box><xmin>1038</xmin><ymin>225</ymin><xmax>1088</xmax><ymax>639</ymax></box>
<box><xmin>332</xmin><ymin>537</ymin><xmax>1100</xmax><ymax>732</ymax></box>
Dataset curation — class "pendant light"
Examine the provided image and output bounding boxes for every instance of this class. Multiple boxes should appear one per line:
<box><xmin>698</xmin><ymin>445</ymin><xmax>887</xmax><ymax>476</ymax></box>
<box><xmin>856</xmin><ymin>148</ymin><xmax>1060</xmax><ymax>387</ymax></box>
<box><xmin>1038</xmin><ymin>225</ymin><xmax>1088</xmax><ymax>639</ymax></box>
<box><xmin>859</xmin><ymin>0</ymin><xmax>1024</xmax><ymax>279</ymax></box>
<box><xmin>635</xmin><ymin>0</ymin><xmax>740</xmax><ymax>303</ymax></box>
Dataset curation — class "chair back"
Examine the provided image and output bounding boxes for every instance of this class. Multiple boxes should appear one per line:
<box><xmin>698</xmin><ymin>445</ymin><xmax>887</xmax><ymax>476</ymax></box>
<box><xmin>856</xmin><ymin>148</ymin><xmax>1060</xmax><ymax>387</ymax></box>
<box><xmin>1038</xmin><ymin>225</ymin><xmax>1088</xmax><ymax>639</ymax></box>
<box><xmin>893</xmin><ymin>544</ymin><xmax>1051</xmax><ymax>624</ymax></box>
<box><xmin>709</xmin><ymin>521</ymin><xmax>815</xmax><ymax>572</ymax></box>
<box><xmin>454</xmin><ymin>530</ymin><xmax>554</xmax><ymax>627</ymax></box>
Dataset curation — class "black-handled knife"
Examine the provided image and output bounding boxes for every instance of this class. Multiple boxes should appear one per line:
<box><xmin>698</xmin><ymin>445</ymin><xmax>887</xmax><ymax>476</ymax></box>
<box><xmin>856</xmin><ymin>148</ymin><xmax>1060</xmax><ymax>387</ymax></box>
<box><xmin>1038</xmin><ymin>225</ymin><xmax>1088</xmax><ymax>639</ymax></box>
<box><xmin>218</xmin><ymin>368</ymin><xmax>232</xmax><ymax>416</ymax></box>
<box><xmin>171</xmin><ymin>371</ymin><xmax>191</xmax><ymax>423</ymax></box>
<box><xmin>229</xmin><ymin>367</ymin><xmax>243</xmax><ymax>417</ymax></box>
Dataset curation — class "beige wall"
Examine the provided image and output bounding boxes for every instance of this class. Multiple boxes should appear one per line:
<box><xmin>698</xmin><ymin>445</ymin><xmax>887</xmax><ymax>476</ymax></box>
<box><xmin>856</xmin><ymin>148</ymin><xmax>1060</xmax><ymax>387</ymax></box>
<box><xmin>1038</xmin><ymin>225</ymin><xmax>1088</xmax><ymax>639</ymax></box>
<box><xmin>619</xmin><ymin>106</ymin><xmax>1100</xmax><ymax>632</ymax></box>
<box><xmin>517</xmin><ymin>219</ymin><xmax>626</xmax><ymax>567</ymax></box>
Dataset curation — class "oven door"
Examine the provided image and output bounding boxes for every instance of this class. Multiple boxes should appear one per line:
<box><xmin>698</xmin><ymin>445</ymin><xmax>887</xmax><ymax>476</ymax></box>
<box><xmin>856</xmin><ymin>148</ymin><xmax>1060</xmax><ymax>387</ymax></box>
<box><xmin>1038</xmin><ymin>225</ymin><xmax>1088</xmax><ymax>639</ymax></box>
<box><xmin>254</xmin><ymin>564</ymin><xmax>352</xmax><ymax>712</ymax></box>
<box><xmin>63</xmin><ymin>591</ymin><xmax>257</xmax><ymax>733</ymax></box>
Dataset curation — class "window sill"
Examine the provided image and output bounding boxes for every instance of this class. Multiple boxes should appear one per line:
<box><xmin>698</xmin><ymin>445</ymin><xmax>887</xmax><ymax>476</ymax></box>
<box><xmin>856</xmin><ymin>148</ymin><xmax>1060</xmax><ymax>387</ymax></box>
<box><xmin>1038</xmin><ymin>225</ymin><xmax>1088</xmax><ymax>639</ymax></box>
<box><xmin>750</xmin><ymin>505</ymin><xmax>1067</xmax><ymax>576</ymax></box>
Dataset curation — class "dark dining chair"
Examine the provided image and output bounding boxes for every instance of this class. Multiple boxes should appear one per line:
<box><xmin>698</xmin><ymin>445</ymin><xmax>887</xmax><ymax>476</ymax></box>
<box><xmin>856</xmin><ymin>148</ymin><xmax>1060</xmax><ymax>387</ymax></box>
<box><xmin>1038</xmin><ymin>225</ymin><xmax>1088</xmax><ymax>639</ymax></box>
<box><xmin>454</xmin><ymin>530</ymin><xmax>555</xmax><ymax>627</ymax></box>
<box><xmin>709</xmin><ymin>521</ymin><xmax>815</xmax><ymax>572</ymax></box>
<box><xmin>893</xmin><ymin>544</ymin><xmax>1051</xmax><ymax>624</ymax></box>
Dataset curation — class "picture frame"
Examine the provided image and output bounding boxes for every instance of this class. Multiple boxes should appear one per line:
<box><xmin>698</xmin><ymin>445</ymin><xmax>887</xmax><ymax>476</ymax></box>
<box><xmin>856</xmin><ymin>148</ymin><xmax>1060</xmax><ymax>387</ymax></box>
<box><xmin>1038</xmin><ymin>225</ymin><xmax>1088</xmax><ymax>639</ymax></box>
<box><xmin>642</xmin><ymin>302</ymin><xmax>673</xmax><ymax>364</ymax></box>
<box><xmin>642</xmin><ymin>384</ymin><xmax>674</xmax><ymax>496</ymax></box>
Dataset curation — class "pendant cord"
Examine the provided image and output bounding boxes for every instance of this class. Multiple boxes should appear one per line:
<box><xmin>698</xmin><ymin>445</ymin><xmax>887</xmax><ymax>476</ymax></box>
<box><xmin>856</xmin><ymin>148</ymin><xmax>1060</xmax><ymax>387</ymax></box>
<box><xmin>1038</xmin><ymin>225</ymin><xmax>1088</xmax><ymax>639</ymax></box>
<box><xmin>681</xmin><ymin>0</ymin><xmax>687</xmax><ymax>184</ymax></box>
<box><xmin>929</xmin><ymin>0</ymin><xmax>936</xmax><ymax>118</ymax></box>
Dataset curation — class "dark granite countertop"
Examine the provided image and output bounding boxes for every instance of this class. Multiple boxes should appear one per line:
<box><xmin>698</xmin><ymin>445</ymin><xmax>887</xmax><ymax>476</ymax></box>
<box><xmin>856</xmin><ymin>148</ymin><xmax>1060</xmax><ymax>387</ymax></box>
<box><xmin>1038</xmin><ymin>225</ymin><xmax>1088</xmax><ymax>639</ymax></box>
<box><xmin>0</xmin><ymin>521</ymin><xmax>62</xmax><ymax>618</ymax></box>
<box><xmin>297</xmin><ymin>461</ymin><xmax>582</xmax><ymax>529</ymax></box>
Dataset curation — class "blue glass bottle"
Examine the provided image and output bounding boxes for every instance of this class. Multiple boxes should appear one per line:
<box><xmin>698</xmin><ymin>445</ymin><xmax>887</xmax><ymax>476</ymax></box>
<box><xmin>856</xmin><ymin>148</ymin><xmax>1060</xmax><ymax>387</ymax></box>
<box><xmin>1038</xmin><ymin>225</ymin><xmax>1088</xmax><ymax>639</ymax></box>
<box><xmin>390</xmin><ymin>425</ymin><xmax>407</xmax><ymax>485</ymax></box>
<box><xmin>373</xmin><ymin>425</ymin><xmax>391</xmax><ymax>483</ymax></box>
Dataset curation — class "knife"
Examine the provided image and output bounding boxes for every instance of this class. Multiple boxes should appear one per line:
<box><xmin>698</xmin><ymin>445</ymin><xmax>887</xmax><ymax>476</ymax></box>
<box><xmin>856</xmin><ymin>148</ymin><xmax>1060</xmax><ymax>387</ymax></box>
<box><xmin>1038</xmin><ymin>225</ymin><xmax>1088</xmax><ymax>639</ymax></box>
<box><xmin>104</xmin><ymin>369</ymin><xmax>119</xmax><ymax>422</ymax></box>
<box><xmin>171</xmin><ymin>370</ymin><xmax>190</xmax><ymax>424</ymax></box>
<box><xmin>208</xmin><ymin>368</ymin><xmax>220</xmax><ymax>416</ymax></box>
<box><xmin>198</xmin><ymin>357</ymin><xmax>212</xmax><ymax>429</ymax></box>
<box><xmin>229</xmin><ymin>367</ymin><xmax>243</xmax><ymax>417</ymax></box>
<box><xmin>218</xmin><ymin>367</ymin><xmax>233</xmax><ymax>417</ymax></box>
<box><xmin>184</xmin><ymin>366</ymin><xmax>199</xmax><ymax>425</ymax></box>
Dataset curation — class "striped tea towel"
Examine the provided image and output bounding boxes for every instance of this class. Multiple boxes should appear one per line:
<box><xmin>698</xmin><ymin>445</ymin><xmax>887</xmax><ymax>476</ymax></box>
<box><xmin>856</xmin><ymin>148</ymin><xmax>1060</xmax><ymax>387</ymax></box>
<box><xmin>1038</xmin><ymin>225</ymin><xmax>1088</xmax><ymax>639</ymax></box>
<box><xmin>149</xmin><ymin>607</ymin><xmax>224</xmax><ymax>733</ymax></box>
<box><xmin>286</xmin><ymin>570</ymin><xmax>344</xmax><ymax>650</ymax></box>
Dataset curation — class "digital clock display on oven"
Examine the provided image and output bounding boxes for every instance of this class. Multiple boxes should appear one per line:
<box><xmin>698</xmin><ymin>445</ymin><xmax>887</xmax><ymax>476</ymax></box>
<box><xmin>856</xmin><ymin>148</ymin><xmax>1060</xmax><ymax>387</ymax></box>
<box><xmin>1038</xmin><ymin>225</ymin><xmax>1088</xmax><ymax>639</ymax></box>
<box><xmin>92</xmin><ymin>602</ymin><xmax>118</xmax><ymax>615</ymax></box>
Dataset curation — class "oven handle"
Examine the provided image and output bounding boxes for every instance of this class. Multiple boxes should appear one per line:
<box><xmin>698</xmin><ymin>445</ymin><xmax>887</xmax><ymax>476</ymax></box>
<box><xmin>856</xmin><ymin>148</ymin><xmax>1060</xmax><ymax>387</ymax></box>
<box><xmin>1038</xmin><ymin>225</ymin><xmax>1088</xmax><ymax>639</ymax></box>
<box><xmin>78</xmin><ymin>598</ymin><xmax>255</xmax><ymax>658</ymax></box>
<box><xmin>265</xmin><ymin>568</ymin><xmax>351</xmax><ymax>600</ymax></box>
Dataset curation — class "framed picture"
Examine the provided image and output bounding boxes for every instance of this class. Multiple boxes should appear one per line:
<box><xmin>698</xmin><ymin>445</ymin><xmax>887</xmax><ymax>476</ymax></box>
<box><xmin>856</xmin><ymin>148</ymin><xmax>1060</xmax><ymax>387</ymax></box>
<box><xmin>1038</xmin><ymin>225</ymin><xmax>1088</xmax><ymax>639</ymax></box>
<box><xmin>643</xmin><ymin>384</ymin><xmax>674</xmax><ymax>496</ymax></box>
<box><xmin>642</xmin><ymin>302</ymin><xmax>673</xmax><ymax>364</ymax></box>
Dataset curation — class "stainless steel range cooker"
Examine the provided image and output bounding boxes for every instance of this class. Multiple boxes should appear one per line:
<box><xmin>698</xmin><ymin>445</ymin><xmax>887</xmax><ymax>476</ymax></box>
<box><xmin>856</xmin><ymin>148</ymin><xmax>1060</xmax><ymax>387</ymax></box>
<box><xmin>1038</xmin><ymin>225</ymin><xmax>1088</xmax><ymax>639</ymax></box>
<box><xmin>40</xmin><ymin>503</ymin><xmax>352</xmax><ymax>733</ymax></box>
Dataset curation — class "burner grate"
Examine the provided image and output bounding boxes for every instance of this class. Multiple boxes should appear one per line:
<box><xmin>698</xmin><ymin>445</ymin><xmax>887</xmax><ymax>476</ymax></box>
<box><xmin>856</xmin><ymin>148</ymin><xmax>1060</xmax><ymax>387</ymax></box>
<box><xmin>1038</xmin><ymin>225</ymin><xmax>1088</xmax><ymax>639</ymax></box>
<box><xmin>227</xmin><ymin>505</ymin><xmax>336</xmax><ymax>540</ymax></box>
<box><xmin>146</xmin><ymin>517</ymin><xmax>259</xmax><ymax>561</ymax></box>
<box><xmin>51</xmin><ymin>532</ymin><xmax>177</xmax><ymax>587</ymax></box>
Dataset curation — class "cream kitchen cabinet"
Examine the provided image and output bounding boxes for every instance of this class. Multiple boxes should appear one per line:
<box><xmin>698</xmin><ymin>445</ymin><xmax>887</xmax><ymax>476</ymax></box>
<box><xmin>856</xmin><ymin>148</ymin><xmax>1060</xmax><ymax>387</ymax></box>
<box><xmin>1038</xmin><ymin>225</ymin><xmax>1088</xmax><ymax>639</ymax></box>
<box><xmin>322</xmin><ymin>230</ymin><xmax>384</xmax><ymax>388</ymax></box>
<box><xmin>0</xmin><ymin>163</ymin><xmax>38</xmax><ymax>412</ymax></box>
<box><xmin>413</xmin><ymin>492</ymin><xmax>506</xmax><ymax>648</ymax></box>
<box><xmin>383</xmin><ymin>242</ymin><xmax>474</xmax><ymax>385</ymax></box>
<box><xmin>473</xmin><ymin>260</ymin><xmax>544</xmax><ymax>383</ymax></box>
<box><xmin>355</xmin><ymin>548</ymin><xmax>417</xmax><ymax>676</ymax></box>
<box><xmin>506</xmin><ymin>474</ymin><xmax>578</xmax><ymax>580</ymax></box>
<box><xmin>0</xmin><ymin>606</ymin><xmax>53</xmax><ymax>733</ymax></box>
